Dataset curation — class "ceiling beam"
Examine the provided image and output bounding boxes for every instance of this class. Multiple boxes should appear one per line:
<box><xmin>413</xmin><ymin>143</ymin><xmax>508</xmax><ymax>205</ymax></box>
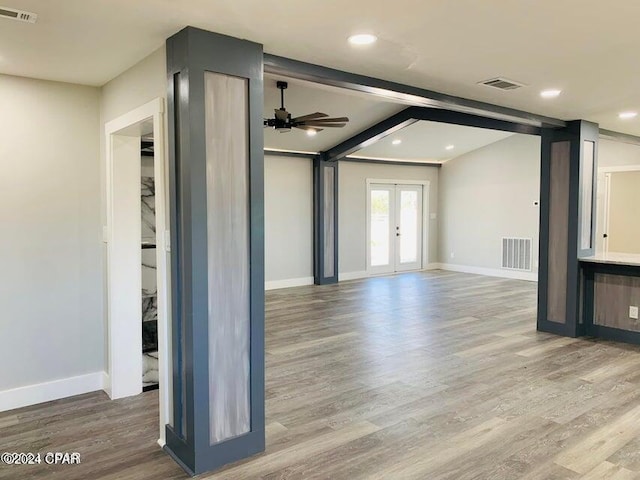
<box><xmin>321</xmin><ymin>106</ymin><xmax>541</xmax><ymax>162</ymax></box>
<box><xmin>263</xmin><ymin>149</ymin><xmax>317</xmax><ymax>159</ymax></box>
<box><xmin>264</xmin><ymin>54</ymin><xmax>566</xmax><ymax>129</ymax></box>
<box><xmin>342</xmin><ymin>157</ymin><xmax>442</xmax><ymax>168</ymax></box>
<box><xmin>321</xmin><ymin>108</ymin><xmax>416</xmax><ymax>162</ymax></box>
<box><xmin>599</xmin><ymin>129</ymin><xmax>640</xmax><ymax>147</ymax></box>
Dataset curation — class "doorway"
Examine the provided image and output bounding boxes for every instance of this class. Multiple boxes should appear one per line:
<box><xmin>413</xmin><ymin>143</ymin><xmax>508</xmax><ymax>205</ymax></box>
<box><xmin>599</xmin><ymin>167</ymin><xmax>640</xmax><ymax>254</ymax></box>
<box><xmin>366</xmin><ymin>181</ymin><xmax>427</xmax><ymax>275</ymax></box>
<box><xmin>104</xmin><ymin>98</ymin><xmax>170</xmax><ymax>446</ymax></box>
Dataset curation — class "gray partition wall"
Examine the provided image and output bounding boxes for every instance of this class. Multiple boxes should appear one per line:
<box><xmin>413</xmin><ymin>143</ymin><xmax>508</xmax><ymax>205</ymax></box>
<box><xmin>538</xmin><ymin>120</ymin><xmax>599</xmax><ymax>336</ymax></box>
<box><xmin>314</xmin><ymin>158</ymin><xmax>339</xmax><ymax>284</ymax></box>
<box><xmin>165</xmin><ymin>27</ymin><xmax>265</xmax><ymax>475</ymax></box>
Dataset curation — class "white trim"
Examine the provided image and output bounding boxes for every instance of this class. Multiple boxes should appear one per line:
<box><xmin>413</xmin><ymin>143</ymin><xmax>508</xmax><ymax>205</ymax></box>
<box><xmin>105</xmin><ymin>97</ymin><xmax>170</xmax><ymax>446</ymax></box>
<box><xmin>437</xmin><ymin>263</ymin><xmax>538</xmax><ymax>282</ymax></box>
<box><xmin>603</xmin><ymin>173</ymin><xmax>611</xmax><ymax>253</ymax></box>
<box><xmin>265</xmin><ymin>277</ymin><xmax>314</xmax><ymax>290</ymax></box>
<box><xmin>0</xmin><ymin>372</ymin><xmax>106</xmax><ymax>412</ymax></box>
<box><xmin>365</xmin><ymin>178</ymin><xmax>431</xmax><ymax>276</ymax></box>
<box><xmin>422</xmin><ymin>263</ymin><xmax>440</xmax><ymax>270</ymax></box>
<box><xmin>338</xmin><ymin>271</ymin><xmax>369</xmax><ymax>281</ymax></box>
<box><xmin>598</xmin><ymin>164</ymin><xmax>640</xmax><ymax>173</ymax></box>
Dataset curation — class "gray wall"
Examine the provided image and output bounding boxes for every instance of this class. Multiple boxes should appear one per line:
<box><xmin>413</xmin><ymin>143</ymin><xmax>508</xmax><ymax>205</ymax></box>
<box><xmin>438</xmin><ymin>134</ymin><xmax>541</xmax><ymax>272</ymax></box>
<box><xmin>338</xmin><ymin>162</ymin><xmax>439</xmax><ymax>276</ymax></box>
<box><xmin>264</xmin><ymin>156</ymin><xmax>313</xmax><ymax>283</ymax></box>
<box><xmin>0</xmin><ymin>74</ymin><xmax>102</xmax><ymax>390</ymax></box>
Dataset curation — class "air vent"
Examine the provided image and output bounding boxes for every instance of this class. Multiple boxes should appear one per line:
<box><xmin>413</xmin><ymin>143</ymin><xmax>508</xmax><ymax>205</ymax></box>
<box><xmin>0</xmin><ymin>6</ymin><xmax>37</xmax><ymax>23</ymax></box>
<box><xmin>502</xmin><ymin>237</ymin><xmax>532</xmax><ymax>271</ymax></box>
<box><xmin>479</xmin><ymin>77</ymin><xmax>526</xmax><ymax>91</ymax></box>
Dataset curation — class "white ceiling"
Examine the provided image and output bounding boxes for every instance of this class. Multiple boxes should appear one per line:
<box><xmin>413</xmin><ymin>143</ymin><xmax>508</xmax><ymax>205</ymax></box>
<box><xmin>264</xmin><ymin>75</ymin><xmax>516</xmax><ymax>161</ymax></box>
<box><xmin>264</xmin><ymin>74</ymin><xmax>403</xmax><ymax>152</ymax></box>
<box><xmin>352</xmin><ymin>121</ymin><xmax>515</xmax><ymax>163</ymax></box>
<box><xmin>3</xmin><ymin>1</ymin><xmax>640</xmax><ymax>135</ymax></box>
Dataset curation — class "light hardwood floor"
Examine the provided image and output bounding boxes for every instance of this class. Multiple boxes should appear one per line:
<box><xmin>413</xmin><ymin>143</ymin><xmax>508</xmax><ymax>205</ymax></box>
<box><xmin>3</xmin><ymin>271</ymin><xmax>640</xmax><ymax>479</ymax></box>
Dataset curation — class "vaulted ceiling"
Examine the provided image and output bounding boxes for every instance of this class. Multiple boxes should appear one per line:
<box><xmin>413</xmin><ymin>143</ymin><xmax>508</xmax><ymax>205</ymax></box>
<box><xmin>3</xmin><ymin>1</ymin><xmax>640</xmax><ymax>136</ymax></box>
<box><xmin>263</xmin><ymin>74</ymin><xmax>515</xmax><ymax>162</ymax></box>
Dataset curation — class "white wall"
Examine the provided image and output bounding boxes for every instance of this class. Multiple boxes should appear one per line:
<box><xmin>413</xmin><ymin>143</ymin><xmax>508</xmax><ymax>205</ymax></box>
<box><xmin>0</xmin><ymin>75</ymin><xmax>102</xmax><ymax>400</ymax></box>
<box><xmin>100</xmin><ymin>47</ymin><xmax>167</xmax><ymax>125</ymax></box>
<box><xmin>264</xmin><ymin>156</ymin><xmax>313</xmax><ymax>288</ymax></box>
<box><xmin>339</xmin><ymin>162</ymin><xmax>439</xmax><ymax>278</ymax></box>
<box><xmin>599</xmin><ymin>139</ymin><xmax>640</xmax><ymax>168</ymax></box>
<box><xmin>438</xmin><ymin>134</ymin><xmax>541</xmax><ymax>279</ymax></box>
<box><xmin>99</xmin><ymin>46</ymin><xmax>167</xmax><ymax>367</ymax></box>
<box><xmin>596</xmin><ymin>139</ymin><xmax>640</xmax><ymax>253</ymax></box>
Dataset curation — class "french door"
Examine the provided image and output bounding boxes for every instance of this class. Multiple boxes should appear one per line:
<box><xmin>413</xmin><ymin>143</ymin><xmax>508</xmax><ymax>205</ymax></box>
<box><xmin>367</xmin><ymin>183</ymin><xmax>423</xmax><ymax>274</ymax></box>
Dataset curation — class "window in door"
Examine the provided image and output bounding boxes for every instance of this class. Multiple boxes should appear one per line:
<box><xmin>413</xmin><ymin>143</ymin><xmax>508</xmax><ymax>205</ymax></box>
<box><xmin>367</xmin><ymin>183</ymin><xmax>424</xmax><ymax>274</ymax></box>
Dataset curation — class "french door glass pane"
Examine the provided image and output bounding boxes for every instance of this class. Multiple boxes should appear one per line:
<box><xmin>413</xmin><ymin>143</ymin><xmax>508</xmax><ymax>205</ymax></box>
<box><xmin>370</xmin><ymin>190</ymin><xmax>390</xmax><ymax>266</ymax></box>
<box><xmin>399</xmin><ymin>190</ymin><xmax>418</xmax><ymax>263</ymax></box>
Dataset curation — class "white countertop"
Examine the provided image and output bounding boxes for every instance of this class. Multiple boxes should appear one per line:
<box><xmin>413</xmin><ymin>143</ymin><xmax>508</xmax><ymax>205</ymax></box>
<box><xmin>579</xmin><ymin>252</ymin><xmax>640</xmax><ymax>267</ymax></box>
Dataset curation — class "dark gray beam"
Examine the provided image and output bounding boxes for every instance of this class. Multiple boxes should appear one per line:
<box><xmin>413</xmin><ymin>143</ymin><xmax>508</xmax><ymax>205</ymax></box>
<box><xmin>410</xmin><ymin>107</ymin><xmax>541</xmax><ymax>136</ymax></box>
<box><xmin>321</xmin><ymin>108</ymin><xmax>416</xmax><ymax>162</ymax></box>
<box><xmin>321</xmin><ymin>106</ymin><xmax>541</xmax><ymax>162</ymax></box>
<box><xmin>264</xmin><ymin>149</ymin><xmax>317</xmax><ymax>159</ymax></box>
<box><xmin>599</xmin><ymin>129</ymin><xmax>640</xmax><ymax>147</ymax></box>
<box><xmin>264</xmin><ymin>54</ymin><xmax>566</xmax><ymax>129</ymax></box>
<box><xmin>342</xmin><ymin>157</ymin><xmax>442</xmax><ymax>168</ymax></box>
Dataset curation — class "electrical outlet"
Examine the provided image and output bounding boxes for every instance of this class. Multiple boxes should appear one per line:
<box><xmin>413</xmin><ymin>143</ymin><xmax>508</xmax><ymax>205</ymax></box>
<box><xmin>450</xmin><ymin>252</ymin><xmax>455</xmax><ymax>259</ymax></box>
<box><xmin>630</xmin><ymin>306</ymin><xmax>639</xmax><ymax>320</ymax></box>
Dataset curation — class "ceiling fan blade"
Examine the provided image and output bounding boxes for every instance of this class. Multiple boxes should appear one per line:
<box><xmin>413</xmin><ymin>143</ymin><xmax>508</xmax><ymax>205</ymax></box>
<box><xmin>301</xmin><ymin>122</ymin><xmax>347</xmax><ymax>128</ymax></box>
<box><xmin>301</xmin><ymin>117</ymin><xmax>349</xmax><ymax>123</ymax></box>
<box><xmin>291</xmin><ymin>112</ymin><xmax>329</xmax><ymax>122</ymax></box>
<box><xmin>274</xmin><ymin>108</ymin><xmax>289</xmax><ymax>121</ymax></box>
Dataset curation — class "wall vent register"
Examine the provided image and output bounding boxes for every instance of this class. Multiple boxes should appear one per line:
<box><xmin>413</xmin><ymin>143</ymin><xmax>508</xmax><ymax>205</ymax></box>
<box><xmin>502</xmin><ymin>237</ymin><xmax>532</xmax><ymax>271</ymax></box>
<box><xmin>478</xmin><ymin>77</ymin><xmax>526</xmax><ymax>91</ymax></box>
<box><xmin>0</xmin><ymin>6</ymin><xmax>37</xmax><ymax>23</ymax></box>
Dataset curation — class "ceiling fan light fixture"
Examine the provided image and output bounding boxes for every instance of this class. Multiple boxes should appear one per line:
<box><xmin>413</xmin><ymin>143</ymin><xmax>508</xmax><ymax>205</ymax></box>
<box><xmin>348</xmin><ymin>33</ymin><xmax>377</xmax><ymax>46</ymax></box>
<box><xmin>264</xmin><ymin>81</ymin><xmax>350</xmax><ymax>134</ymax></box>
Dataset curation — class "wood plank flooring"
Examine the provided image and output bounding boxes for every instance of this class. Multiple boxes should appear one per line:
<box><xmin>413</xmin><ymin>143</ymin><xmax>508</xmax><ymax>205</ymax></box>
<box><xmin>3</xmin><ymin>271</ymin><xmax>640</xmax><ymax>479</ymax></box>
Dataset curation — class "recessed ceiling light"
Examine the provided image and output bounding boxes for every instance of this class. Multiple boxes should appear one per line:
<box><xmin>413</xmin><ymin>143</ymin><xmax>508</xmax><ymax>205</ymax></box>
<box><xmin>445</xmin><ymin>145</ymin><xmax>455</xmax><ymax>150</ymax></box>
<box><xmin>392</xmin><ymin>139</ymin><xmax>402</xmax><ymax>145</ymax></box>
<box><xmin>619</xmin><ymin>111</ymin><xmax>638</xmax><ymax>120</ymax></box>
<box><xmin>348</xmin><ymin>33</ymin><xmax>377</xmax><ymax>46</ymax></box>
<box><xmin>540</xmin><ymin>89</ymin><xmax>562</xmax><ymax>98</ymax></box>
<box><xmin>306</xmin><ymin>130</ymin><xmax>317</xmax><ymax>136</ymax></box>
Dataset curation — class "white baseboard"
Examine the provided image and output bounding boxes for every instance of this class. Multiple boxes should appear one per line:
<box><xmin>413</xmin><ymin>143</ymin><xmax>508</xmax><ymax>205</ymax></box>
<box><xmin>265</xmin><ymin>276</ymin><xmax>314</xmax><ymax>291</ymax></box>
<box><xmin>338</xmin><ymin>271</ymin><xmax>368</xmax><ymax>281</ymax></box>
<box><xmin>0</xmin><ymin>371</ymin><xmax>107</xmax><ymax>412</ymax></box>
<box><xmin>423</xmin><ymin>263</ymin><xmax>440</xmax><ymax>271</ymax></box>
<box><xmin>437</xmin><ymin>263</ymin><xmax>538</xmax><ymax>282</ymax></box>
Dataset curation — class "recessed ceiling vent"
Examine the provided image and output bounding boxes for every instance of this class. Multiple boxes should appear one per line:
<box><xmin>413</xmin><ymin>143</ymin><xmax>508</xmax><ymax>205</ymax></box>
<box><xmin>0</xmin><ymin>6</ymin><xmax>37</xmax><ymax>23</ymax></box>
<box><xmin>479</xmin><ymin>77</ymin><xmax>526</xmax><ymax>91</ymax></box>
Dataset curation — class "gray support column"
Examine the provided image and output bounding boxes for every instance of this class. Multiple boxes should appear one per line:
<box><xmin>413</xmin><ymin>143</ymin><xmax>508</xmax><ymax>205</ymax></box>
<box><xmin>314</xmin><ymin>158</ymin><xmax>339</xmax><ymax>284</ymax></box>
<box><xmin>538</xmin><ymin>120</ymin><xmax>598</xmax><ymax>337</ymax></box>
<box><xmin>165</xmin><ymin>27</ymin><xmax>265</xmax><ymax>475</ymax></box>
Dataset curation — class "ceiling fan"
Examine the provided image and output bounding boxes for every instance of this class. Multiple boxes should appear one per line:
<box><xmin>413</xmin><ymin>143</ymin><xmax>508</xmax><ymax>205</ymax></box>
<box><xmin>264</xmin><ymin>81</ymin><xmax>349</xmax><ymax>134</ymax></box>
